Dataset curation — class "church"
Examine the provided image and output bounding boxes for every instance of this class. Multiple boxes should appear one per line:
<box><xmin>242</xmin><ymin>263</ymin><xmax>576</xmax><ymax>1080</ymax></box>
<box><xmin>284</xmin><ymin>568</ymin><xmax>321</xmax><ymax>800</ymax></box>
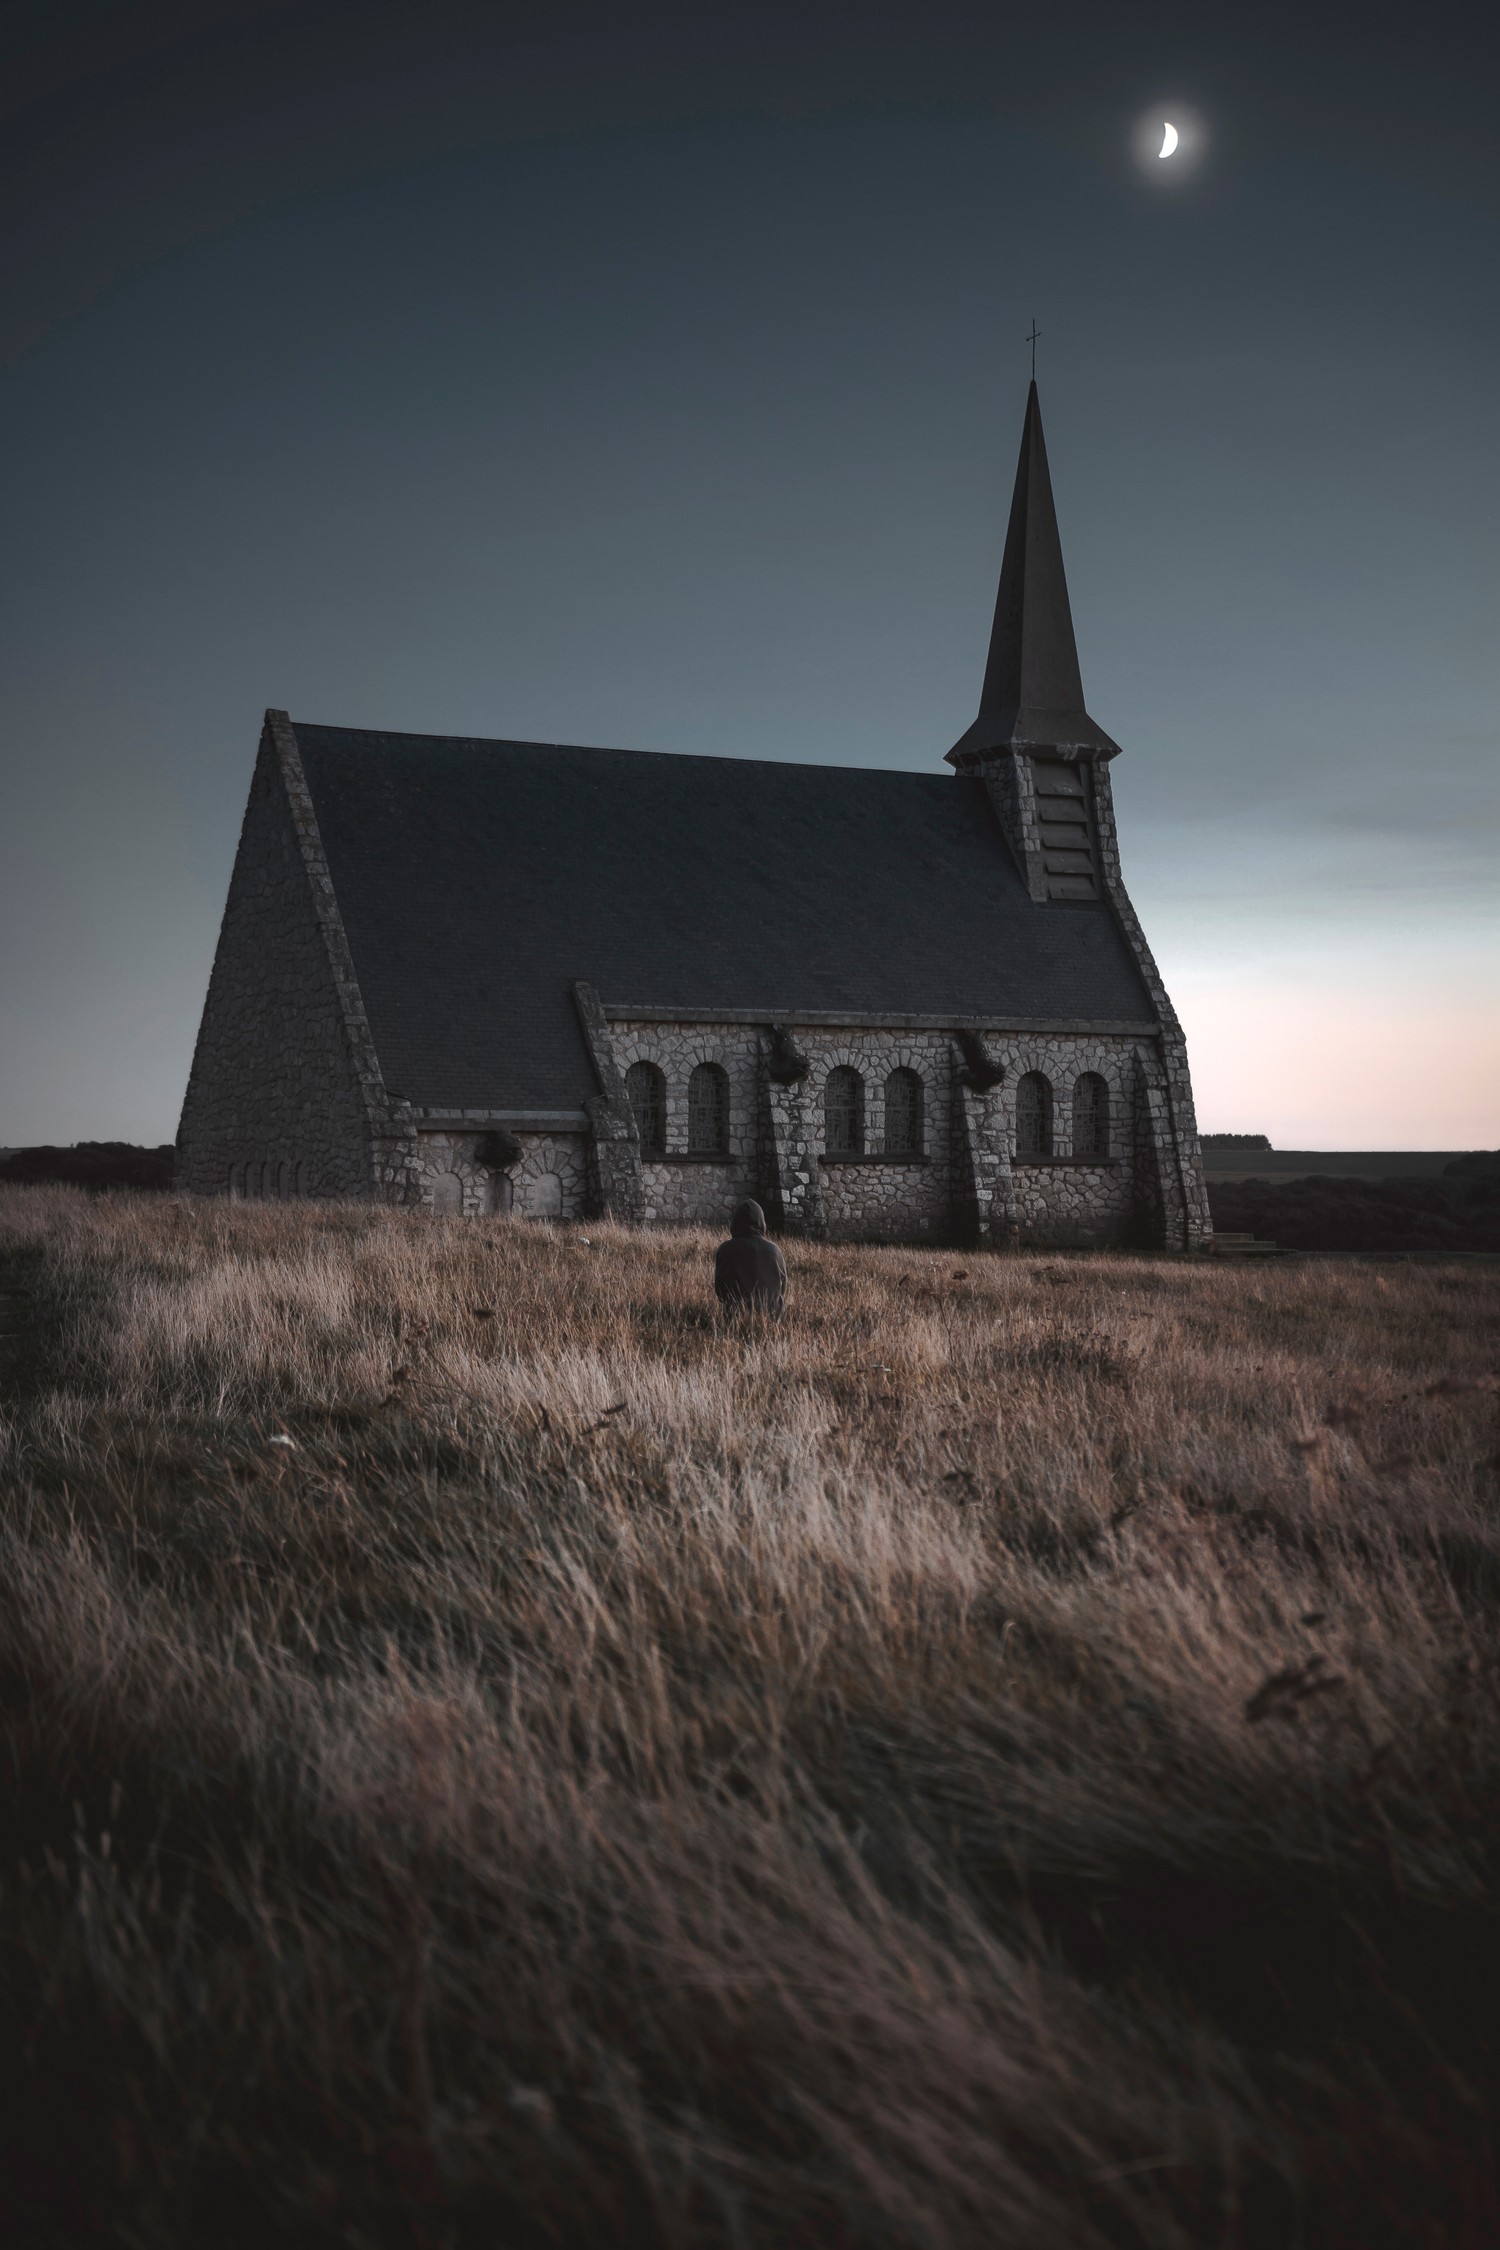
<box><xmin>177</xmin><ymin>384</ymin><xmax>1210</xmax><ymax>1250</ymax></box>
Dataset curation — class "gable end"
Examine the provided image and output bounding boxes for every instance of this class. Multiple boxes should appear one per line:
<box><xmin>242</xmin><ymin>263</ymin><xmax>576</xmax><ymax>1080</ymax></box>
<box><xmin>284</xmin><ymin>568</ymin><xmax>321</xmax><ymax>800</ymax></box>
<box><xmin>176</xmin><ymin>711</ymin><xmax>414</xmax><ymax>1199</ymax></box>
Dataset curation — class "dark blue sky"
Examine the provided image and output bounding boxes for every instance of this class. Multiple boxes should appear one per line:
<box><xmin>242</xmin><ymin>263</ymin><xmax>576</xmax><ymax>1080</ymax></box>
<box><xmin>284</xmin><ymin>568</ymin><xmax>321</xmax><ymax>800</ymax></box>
<box><xmin>2</xmin><ymin>1</ymin><xmax>1495</xmax><ymax>1146</ymax></box>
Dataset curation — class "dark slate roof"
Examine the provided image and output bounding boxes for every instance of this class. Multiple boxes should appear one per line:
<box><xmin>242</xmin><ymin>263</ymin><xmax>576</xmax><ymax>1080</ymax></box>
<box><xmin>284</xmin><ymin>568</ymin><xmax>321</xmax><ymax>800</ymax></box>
<box><xmin>293</xmin><ymin>724</ymin><xmax>1156</xmax><ymax>1112</ymax></box>
<box><xmin>948</xmin><ymin>382</ymin><xmax>1121</xmax><ymax>765</ymax></box>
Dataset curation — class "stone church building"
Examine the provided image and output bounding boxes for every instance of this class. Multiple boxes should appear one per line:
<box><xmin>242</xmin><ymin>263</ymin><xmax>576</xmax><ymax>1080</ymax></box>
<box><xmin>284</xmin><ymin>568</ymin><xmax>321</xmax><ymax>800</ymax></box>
<box><xmin>178</xmin><ymin>384</ymin><xmax>1210</xmax><ymax>1249</ymax></box>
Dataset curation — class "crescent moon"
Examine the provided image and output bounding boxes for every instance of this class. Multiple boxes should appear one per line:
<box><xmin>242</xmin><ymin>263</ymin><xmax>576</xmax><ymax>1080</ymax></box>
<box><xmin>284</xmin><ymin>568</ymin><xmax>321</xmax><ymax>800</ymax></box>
<box><xmin>1159</xmin><ymin>121</ymin><xmax>1179</xmax><ymax>158</ymax></box>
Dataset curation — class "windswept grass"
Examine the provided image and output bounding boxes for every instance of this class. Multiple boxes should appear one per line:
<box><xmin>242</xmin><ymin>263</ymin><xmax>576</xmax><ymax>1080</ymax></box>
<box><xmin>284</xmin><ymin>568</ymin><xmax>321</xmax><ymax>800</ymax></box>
<box><xmin>1</xmin><ymin>1187</ymin><xmax>1498</xmax><ymax>2247</ymax></box>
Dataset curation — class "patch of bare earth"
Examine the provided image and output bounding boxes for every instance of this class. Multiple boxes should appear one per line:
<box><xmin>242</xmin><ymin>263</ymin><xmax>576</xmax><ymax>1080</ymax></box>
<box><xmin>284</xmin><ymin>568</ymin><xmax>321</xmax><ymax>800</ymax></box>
<box><xmin>1</xmin><ymin>1186</ymin><xmax>1498</xmax><ymax>2247</ymax></box>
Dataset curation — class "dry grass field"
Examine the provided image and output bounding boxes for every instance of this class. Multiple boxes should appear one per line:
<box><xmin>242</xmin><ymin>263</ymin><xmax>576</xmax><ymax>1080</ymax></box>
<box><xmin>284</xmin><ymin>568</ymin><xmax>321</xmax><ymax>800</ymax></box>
<box><xmin>1</xmin><ymin>1187</ymin><xmax>1498</xmax><ymax>2249</ymax></box>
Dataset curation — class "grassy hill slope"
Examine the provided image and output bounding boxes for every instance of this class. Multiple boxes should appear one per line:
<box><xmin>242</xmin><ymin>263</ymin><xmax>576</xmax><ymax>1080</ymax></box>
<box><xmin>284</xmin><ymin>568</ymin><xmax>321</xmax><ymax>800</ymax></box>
<box><xmin>1</xmin><ymin>1191</ymin><xmax>1497</xmax><ymax>2248</ymax></box>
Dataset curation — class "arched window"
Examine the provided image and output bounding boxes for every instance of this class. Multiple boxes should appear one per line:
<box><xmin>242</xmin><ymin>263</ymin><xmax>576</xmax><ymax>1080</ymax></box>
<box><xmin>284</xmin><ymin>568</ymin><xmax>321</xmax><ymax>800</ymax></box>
<box><xmin>229</xmin><ymin>1163</ymin><xmax>245</xmax><ymax>1201</ymax></box>
<box><xmin>295</xmin><ymin>1161</ymin><xmax>311</xmax><ymax>1199</ymax></box>
<box><xmin>625</xmin><ymin>1061</ymin><xmax>667</xmax><ymax>1154</ymax></box>
<box><xmin>1072</xmin><ymin>1073</ymin><xmax>1109</xmax><ymax>1159</ymax></box>
<box><xmin>883</xmin><ymin>1068</ymin><xmax>924</xmax><ymax>1155</ymax></box>
<box><xmin>276</xmin><ymin>1160</ymin><xmax>293</xmax><ymax>1202</ymax></box>
<box><xmin>688</xmin><ymin>1063</ymin><xmax>729</xmax><ymax>1153</ymax></box>
<box><xmin>531</xmin><ymin>1172</ymin><xmax>563</xmax><ymax>1217</ymax></box>
<box><xmin>825</xmin><ymin>1066</ymin><xmax>864</xmax><ymax>1155</ymax></box>
<box><xmin>430</xmin><ymin>1170</ymin><xmax>463</xmax><ymax>1213</ymax></box>
<box><xmin>1015</xmin><ymin>1072</ymin><xmax>1053</xmax><ymax>1160</ymax></box>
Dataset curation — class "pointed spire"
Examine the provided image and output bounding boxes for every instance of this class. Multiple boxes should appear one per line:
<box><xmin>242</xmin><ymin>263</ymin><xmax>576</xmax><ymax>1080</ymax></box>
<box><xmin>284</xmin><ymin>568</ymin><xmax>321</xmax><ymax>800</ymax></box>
<box><xmin>947</xmin><ymin>382</ymin><xmax>1120</xmax><ymax>765</ymax></box>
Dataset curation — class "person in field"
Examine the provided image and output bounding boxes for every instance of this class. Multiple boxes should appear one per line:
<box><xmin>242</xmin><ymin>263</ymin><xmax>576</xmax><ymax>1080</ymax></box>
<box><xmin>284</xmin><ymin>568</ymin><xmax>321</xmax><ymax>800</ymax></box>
<box><xmin>714</xmin><ymin>1199</ymin><xmax>788</xmax><ymax>1319</ymax></box>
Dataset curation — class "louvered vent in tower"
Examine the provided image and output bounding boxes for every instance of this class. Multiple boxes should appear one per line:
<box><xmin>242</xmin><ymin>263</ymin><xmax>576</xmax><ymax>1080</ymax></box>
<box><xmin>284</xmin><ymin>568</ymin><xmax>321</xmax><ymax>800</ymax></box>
<box><xmin>1032</xmin><ymin>759</ymin><xmax>1098</xmax><ymax>901</ymax></box>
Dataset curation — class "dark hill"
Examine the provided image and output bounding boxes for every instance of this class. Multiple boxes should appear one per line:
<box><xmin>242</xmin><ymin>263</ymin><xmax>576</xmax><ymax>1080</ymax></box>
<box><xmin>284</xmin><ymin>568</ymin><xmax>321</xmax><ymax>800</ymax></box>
<box><xmin>0</xmin><ymin>1143</ymin><xmax>175</xmax><ymax>1192</ymax></box>
<box><xmin>1208</xmin><ymin>1162</ymin><xmax>1500</xmax><ymax>1254</ymax></box>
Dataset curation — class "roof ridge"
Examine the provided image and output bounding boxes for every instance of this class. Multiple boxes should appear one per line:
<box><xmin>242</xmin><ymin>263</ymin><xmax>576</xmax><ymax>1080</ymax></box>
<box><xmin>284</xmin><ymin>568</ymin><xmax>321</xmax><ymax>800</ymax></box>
<box><xmin>290</xmin><ymin>723</ymin><xmax>957</xmax><ymax>784</ymax></box>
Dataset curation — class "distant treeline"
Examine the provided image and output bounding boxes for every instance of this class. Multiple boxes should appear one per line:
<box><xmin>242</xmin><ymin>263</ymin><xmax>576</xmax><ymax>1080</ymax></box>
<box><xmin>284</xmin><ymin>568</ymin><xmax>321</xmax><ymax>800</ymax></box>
<box><xmin>1201</xmin><ymin>1132</ymin><xmax>1273</xmax><ymax>1149</ymax></box>
<box><xmin>1209</xmin><ymin>1156</ymin><xmax>1500</xmax><ymax>1253</ymax></box>
<box><xmin>0</xmin><ymin>1143</ymin><xmax>175</xmax><ymax>1191</ymax></box>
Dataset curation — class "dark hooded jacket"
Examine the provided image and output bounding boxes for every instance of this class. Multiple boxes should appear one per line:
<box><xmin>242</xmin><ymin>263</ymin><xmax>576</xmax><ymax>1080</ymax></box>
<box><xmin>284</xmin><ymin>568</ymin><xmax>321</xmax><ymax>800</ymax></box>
<box><xmin>714</xmin><ymin>1200</ymin><xmax>788</xmax><ymax>1316</ymax></box>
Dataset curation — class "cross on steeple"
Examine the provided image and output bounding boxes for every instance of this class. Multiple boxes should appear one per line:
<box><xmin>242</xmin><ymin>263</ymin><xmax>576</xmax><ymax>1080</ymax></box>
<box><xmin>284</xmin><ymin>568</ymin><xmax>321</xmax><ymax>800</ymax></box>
<box><xmin>1026</xmin><ymin>320</ymin><xmax>1041</xmax><ymax>378</ymax></box>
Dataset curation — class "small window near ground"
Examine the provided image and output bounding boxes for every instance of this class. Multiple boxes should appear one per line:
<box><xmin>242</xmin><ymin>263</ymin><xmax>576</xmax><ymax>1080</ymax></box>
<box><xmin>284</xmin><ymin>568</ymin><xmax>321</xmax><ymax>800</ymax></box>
<box><xmin>1073</xmin><ymin>1073</ymin><xmax>1109</xmax><ymax>1159</ymax></box>
<box><xmin>884</xmin><ymin>1068</ymin><xmax>924</xmax><ymax>1155</ymax></box>
<box><xmin>825</xmin><ymin>1066</ymin><xmax>865</xmax><ymax>1155</ymax></box>
<box><xmin>1016</xmin><ymin>1072</ymin><xmax>1054</xmax><ymax>1160</ymax></box>
<box><xmin>688</xmin><ymin>1063</ymin><xmax>730</xmax><ymax>1153</ymax></box>
<box><xmin>626</xmin><ymin>1061</ymin><xmax>667</xmax><ymax>1153</ymax></box>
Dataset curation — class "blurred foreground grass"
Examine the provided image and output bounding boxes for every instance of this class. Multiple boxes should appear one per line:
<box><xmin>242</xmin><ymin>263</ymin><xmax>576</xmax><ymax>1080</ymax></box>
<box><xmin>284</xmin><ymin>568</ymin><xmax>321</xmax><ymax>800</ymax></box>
<box><xmin>1</xmin><ymin>1187</ymin><xmax>1498</xmax><ymax>2248</ymax></box>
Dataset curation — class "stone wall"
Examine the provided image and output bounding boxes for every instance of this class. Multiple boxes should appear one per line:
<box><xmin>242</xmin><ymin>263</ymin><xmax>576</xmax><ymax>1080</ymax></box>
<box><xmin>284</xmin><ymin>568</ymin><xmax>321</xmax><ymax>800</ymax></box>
<box><xmin>607</xmin><ymin>1017</ymin><xmax>1144</xmax><ymax>1246</ymax></box>
<box><xmin>177</xmin><ymin>725</ymin><xmax>389</xmax><ymax>1200</ymax></box>
<box><xmin>412</xmin><ymin>1131</ymin><xmax>588</xmax><ymax>1220</ymax></box>
<box><xmin>609</xmin><ymin>1019</ymin><xmax>761</xmax><ymax>1225</ymax></box>
<box><xmin>989</xmin><ymin>1030</ymin><xmax>1136</xmax><ymax>1246</ymax></box>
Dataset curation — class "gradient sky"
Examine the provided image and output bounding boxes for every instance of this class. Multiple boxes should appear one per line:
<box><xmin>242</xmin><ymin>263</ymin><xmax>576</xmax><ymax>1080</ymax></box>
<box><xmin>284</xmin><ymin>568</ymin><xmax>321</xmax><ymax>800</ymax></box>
<box><xmin>2</xmin><ymin>0</ymin><xmax>1495</xmax><ymax>1150</ymax></box>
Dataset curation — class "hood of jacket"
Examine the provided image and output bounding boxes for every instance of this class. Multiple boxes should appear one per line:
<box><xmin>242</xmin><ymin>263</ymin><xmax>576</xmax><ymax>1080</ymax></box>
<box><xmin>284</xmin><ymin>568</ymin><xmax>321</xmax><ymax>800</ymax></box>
<box><xmin>730</xmin><ymin>1199</ymin><xmax>767</xmax><ymax>1238</ymax></box>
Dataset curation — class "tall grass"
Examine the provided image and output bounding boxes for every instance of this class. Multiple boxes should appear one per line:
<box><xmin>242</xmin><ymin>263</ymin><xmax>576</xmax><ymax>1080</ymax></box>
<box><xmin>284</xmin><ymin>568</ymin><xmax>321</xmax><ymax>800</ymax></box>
<box><xmin>2</xmin><ymin>1187</ymin><xmax>1497</xmax><ymax>2247</ymax></box>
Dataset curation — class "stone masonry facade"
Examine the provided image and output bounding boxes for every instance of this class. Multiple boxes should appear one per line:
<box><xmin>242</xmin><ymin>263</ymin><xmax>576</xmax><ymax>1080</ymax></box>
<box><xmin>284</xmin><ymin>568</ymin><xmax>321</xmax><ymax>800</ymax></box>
<box><xmin>593</xmin><ymin>1014</ymin><xmax>1168</xmax><ymax>1248</ymax></box>
<box><xmin>353</xmin><ymin>1009</ymin><xmax>1198</xmax><ymax>1249</ymax></box>
<box><xmin>178</xmin><ymin>724</ymin><xmax>1209</xmax><ymax>1249</ymax></box>
<box><xmin>408</xmin><ymin>1129</ymin><xmax>589</xmax><ymax>1222</ymax></box>
<box><xmin>176</xmin><ymin>716</ymin><xmax>411</xmax><ymax>1203</ymax></box>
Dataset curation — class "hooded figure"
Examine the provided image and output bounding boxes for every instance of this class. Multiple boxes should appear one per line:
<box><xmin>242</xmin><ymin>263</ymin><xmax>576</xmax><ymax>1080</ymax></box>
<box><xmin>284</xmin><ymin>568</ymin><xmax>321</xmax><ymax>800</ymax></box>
<box><xmin>713</xmin><ymin>1199</ymin><xmax>788</xmax><ymax>1318</ymax></box>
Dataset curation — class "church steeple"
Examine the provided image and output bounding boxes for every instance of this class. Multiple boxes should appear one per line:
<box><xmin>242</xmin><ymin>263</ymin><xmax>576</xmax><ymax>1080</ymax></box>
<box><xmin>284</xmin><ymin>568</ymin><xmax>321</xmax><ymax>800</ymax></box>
<box><xmin>947</xmin><ymin>381</ymin><xmax>1120</xmax><ymax>766</ymax></box>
